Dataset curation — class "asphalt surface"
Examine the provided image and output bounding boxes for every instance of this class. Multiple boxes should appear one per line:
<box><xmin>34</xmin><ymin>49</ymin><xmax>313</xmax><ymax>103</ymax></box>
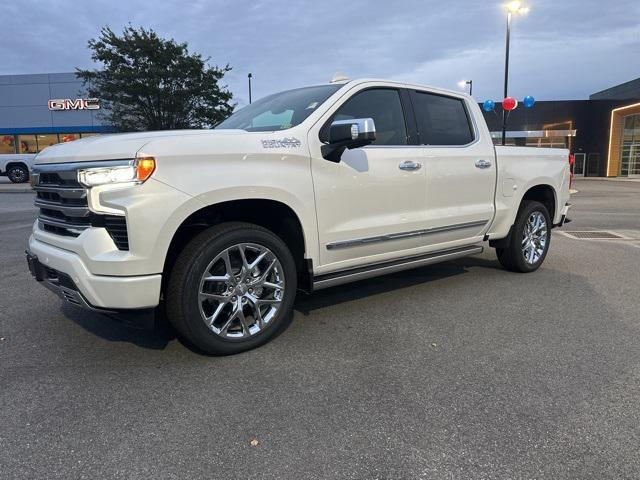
<box><xmin>1</xmin><ymin>179</ymin><xmax>639</xmax><ymax>479</ymax></box>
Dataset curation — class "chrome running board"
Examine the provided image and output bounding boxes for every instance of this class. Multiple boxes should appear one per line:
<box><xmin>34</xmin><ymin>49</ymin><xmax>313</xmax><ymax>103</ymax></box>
<box><xmin>312</xmin><ymin>244</ymin><xmax>483</xmax><ymax>291</ymax></box>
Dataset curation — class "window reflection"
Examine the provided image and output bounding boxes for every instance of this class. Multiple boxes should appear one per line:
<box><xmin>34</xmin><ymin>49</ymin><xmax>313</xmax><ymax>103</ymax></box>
<box><xmin>0</xmin><ymin>135</ymin><xmax>15</xmax><ymax>154</ymax></box>
<box><xmin>36</xmin><ymin>134</ymin><xmax>58</xmax><ymax>152</ymax></box>
<box><xmin>61</xmin><ymin>133</ymin><xmax>79</xmax><ymax>143</ymax></box>
<box><xmin>18</xmin><ymin>135</ymin><xmax>37</xmax><ymax>153</ymax></box>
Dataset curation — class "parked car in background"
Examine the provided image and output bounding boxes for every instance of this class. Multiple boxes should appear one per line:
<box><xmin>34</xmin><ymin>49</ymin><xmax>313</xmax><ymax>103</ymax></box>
<box><xmin>26</xmin><ymin>78</ymin><xmax>571</xmax><ymax>355</ymax></box>
<box><xmin>1</xmin><ymin>153</ymin><xmax>36</xmax><ymax>183</ymax></box>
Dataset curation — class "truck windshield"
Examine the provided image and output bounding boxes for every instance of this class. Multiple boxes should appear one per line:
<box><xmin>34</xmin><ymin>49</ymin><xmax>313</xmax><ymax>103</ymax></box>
<box><xmin>216</xmin><ymin>84</ymin><xmax>341</xmax><ymax>132</ymax></box>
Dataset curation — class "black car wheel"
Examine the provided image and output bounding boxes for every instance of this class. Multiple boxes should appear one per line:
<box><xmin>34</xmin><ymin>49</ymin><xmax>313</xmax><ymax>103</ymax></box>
<box><xmin>7</xmin><ymin>165</ymin><xmax>29</xmax><ymax>183</ymax></box>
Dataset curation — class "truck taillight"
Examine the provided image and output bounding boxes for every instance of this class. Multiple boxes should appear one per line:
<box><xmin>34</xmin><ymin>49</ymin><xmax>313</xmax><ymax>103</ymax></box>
<box><xmin>568</xmin><ymin>154</ymin><xmax>574</xmax><ymax>189</ymax></box>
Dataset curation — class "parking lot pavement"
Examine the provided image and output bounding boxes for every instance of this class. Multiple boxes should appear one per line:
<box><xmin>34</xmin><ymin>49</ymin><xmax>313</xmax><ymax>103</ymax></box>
<box><xmin>0</xmin><ymin>177</ymin><xmax>32</xmax><ymax>193</ymax></box>
<box><xmin>1</xmin><ymin>180</ymin><xmax>639</xmax><ymax>479</ymax></box>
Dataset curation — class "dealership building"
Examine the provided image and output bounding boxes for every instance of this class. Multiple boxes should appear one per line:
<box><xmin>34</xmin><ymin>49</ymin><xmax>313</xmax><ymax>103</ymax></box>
<box><xmin>0</xmin><ymin>72</ymin><xmax>111</xmax><ymax>156</ymax></box>
<box><xmin>1</xmin><ymin>72</ymin><xmax>639</xmax><ymax>178</ymax></box>
<box><xmin>482</xmin><ymin>77</ymin><xmax>640</xmax><ymax>178</ymax></box>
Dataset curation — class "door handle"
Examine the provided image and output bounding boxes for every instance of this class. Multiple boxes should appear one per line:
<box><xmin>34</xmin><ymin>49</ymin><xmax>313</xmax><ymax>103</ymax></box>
<box><xmin>399</xmin><ymin>161</ymin><xmax>422</xmax><ymax>171</ymax></box>
<box><xmin>475</xmin><ymin>159</ymin><xmax>492</xmax><ymax>169</ymax></box>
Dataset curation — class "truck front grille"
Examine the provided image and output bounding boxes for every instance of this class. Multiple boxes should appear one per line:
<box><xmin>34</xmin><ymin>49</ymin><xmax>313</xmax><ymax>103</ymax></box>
<box><xmin>33</xmin><ymin>169</ymin><xmax>91</xmax><ymax>237</ymax></box>
<box><xmin>32</xmin><ymin>165</ymin><xmax>130</xmax><ymax>250</ymax></box>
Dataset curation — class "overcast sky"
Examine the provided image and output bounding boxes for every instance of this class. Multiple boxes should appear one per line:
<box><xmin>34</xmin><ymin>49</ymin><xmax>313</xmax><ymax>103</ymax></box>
<box><xmin>1</xmin><ymin>0</ymin><xmax>638</xmax><ymax>106</ymax></box>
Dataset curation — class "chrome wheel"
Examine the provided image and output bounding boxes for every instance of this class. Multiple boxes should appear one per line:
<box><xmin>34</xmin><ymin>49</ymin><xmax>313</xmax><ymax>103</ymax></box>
<box><xmin>522</xmin><ymin>211</ymin><xmax>547</xmax><ymax>265</ymax></box>
<box><xmin>198</xmin><ymin>243</ymin><xmax>285</xmax><ymax>339</ymax></box>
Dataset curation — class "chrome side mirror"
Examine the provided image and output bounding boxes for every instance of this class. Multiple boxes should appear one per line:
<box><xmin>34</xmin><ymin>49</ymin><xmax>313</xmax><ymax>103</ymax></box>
<box><xmin>321</xmin><ymin>118</ymin><xmax>376</xmax><ymax>162</ymax></box>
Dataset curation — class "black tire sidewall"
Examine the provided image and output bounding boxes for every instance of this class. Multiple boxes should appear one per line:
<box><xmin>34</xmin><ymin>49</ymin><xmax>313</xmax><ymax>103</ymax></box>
<box><xmin>510</xmin><ymin>201</ymin><xmax>551</xmax><ymax>272</ymax></box>
<box><xmin>169</xmin><ymin>225</ymin><xmax>297</xmax><ymax>355</ymax></box>
<box><xmin>8</xmin><ymin>166</ymin><xmax>28</xmax><ymax>183</ymax></box>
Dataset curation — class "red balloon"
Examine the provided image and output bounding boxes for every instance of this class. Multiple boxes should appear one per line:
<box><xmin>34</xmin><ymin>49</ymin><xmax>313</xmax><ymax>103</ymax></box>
<box><xmin>503</xmin><ymin>97</ymin><xmax>518</xmax><ymax>111</ymax></box>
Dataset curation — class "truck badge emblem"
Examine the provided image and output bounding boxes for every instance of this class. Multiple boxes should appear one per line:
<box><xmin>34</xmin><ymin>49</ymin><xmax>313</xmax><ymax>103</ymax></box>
<box><xmin>261</xmin><ymin>138</ymin><xmax>301</xmax><ymax>149</ymax></box>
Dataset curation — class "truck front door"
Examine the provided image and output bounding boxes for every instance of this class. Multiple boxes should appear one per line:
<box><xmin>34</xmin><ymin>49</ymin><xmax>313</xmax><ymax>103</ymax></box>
<box><xmin>308</xmin><ymin>86</ymin><xmax>428</xmax><ymax>272</ymax></box>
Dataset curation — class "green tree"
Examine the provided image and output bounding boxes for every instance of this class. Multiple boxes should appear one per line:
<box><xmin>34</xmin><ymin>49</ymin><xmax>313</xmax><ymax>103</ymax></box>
<box><xmin>77</xmin><ymin>26</ymin><xmax>234</xmax><ymax>131</ymax></box>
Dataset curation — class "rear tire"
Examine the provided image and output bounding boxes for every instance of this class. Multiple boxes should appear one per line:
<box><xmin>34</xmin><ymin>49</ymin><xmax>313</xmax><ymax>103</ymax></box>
<box><xmin>7</xmin><ymin>165</ymin><xmax>29</xmax><ymax>183</ymax></box>
<box><xmin>166</xmin><ymin>222</ymin><xmax>297</xmax><ymax>355</ymax></box>
<box><xmin>496</xmin><ymin>201</ymin><xmax>551</xmax><ymax>273</ymax></box>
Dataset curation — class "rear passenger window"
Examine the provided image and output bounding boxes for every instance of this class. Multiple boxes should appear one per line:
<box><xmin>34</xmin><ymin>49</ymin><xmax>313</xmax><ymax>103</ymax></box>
<box><xmin>411</xmin><ymin>92</ymin><xmax>474</xmax><ymax>146</ymax></box>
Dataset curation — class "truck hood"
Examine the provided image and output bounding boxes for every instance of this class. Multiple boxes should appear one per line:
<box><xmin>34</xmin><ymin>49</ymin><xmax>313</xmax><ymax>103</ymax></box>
<box><xmin>34</xmin><ymin>129</ymin><xmax>247</xmax><ymax>165</ymax></box>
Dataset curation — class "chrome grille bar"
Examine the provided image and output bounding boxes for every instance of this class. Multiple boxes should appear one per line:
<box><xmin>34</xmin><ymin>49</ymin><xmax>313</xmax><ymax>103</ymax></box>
<box><xmin>38</xmin><ymin>215</ymin><xmax>90</xmax><ymax>235</ymax></box>
<box><xmin>34</xmin><ymin>199</ymin><xmax>90</xmax><ymax>217</ymax></box>
<box><xmin>34</xmin><ymin>185</ymin><xmax>86</xmax><ymax>199</ymax></box>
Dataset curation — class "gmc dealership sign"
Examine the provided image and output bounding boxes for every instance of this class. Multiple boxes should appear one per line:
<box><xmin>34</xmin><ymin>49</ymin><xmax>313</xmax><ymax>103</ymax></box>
<box><xmin>48</xmin><ymin>98</ymin><xmax>100</xmax><ymax>111</ymax></box>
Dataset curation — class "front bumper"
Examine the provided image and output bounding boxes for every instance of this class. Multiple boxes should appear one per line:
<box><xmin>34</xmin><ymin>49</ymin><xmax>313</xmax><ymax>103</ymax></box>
<box><xmin>27</xmin><ymin>235</ymin><xmax>162</xmax><ymax>311</ymax></box>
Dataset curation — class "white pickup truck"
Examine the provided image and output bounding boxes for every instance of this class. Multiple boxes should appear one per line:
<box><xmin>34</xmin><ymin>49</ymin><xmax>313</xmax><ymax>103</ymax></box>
<box><xmin>26</xmin><ymin>78</ymin><xmax>571</xmax><ymax>354</ymax></box>
<box><xmin>1</xmin><ymin>153</ymin><xmax>36</xmax><ymax>183</ymax></box>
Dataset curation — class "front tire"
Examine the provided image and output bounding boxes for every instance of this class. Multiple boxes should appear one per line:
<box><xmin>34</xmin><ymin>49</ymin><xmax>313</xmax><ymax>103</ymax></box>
<box><xmin>7</xmin><ymin>165</ymin><xmax>29</xmax><ymax>183</ymax></box>
<box><xmin>166</xmin><ymin>222</ymin><xmax>297</xmax><ymax>355</ymax></box>
<box><xmin>496</xmin><ymin>201</ymin><xmax>551</xmax><ymax>273</ymax></box>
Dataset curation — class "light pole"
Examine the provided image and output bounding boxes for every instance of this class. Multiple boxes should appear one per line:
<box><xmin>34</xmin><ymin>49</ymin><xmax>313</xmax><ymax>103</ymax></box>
<box><xmin>248</xmin><ymin>73</ymin><xmax>253</xmax><ymax>104</ymax></box>
<box><xmin>501</xmin><ymin>1</ymin><xmax>529</xmax><ymax>145</ymax></box>
<box><xmin>458</xmin><ymin>80</ymin><xmax>473</xmax><ymax>96</ymax></box>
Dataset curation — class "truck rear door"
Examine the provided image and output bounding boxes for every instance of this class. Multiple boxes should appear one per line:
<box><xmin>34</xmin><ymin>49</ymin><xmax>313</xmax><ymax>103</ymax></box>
<box><xmin>408</xmin><ymin>89</ymin><xmax>496</xmax><ymax>246</ymax></box>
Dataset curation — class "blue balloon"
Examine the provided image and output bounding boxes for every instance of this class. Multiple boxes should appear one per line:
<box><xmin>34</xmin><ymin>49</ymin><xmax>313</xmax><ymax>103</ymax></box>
<box><xmin>483</xmin><ymin>100</ymin><xmax>495</xmax><ymax>112</ymax></box>
<box><xmin>523</xmin><ymin>95</ymin><xmax>535</xmax><ymax>108</ymax></box>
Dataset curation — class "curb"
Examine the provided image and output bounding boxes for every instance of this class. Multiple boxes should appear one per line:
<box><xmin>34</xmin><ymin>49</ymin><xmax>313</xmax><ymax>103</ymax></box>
<box><xmin>0</xmin><ymin>188</ymin><xmax>33</xmax><ymax>194</ymax></box>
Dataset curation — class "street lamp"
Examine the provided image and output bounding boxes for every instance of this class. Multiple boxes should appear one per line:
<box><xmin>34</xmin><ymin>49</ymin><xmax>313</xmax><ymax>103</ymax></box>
<box><xmin>248</xmin><ymin>73</ymin><xmax>253</xmax><ymax>104</ymax></box>
<box><xmin>501</xmin><ymin>1</ymin><xmax>529</xmax><ymax>145</ymax></box>
<box><xmin>458</xmin><ymin>80</ymin><xmax>473</xmax><ymax>96</ymax></box>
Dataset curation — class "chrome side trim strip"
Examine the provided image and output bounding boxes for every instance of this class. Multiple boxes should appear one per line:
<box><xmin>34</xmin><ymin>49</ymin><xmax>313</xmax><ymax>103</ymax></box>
<box><xmin>326</xmin><ymin>220</ymin><xmax>489</xmax><ymax>250</ymax></box>
<box><xmin>313</xmin><ymin>245</ymin><xmax>483</xmax><ymax>290</ymax></box>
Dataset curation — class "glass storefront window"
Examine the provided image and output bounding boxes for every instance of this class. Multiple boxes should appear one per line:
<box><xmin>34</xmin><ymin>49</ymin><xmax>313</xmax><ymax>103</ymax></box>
<box><xmin>18</xmin><ymin>135</ymin><xmax>37</xmax><ymax>154</ymax></box>
<box><xmin>36</xmin><ymin>134</ymin><xmax>59</xmax><ymax>152</ymax></box>
<box><xmin>0</xmin><ymin>133</ymin><xmax>100</xmax><ymax>156</ymax></box>
<box><xmin>526</xmin><ymin>136</ymin><xmax>567</xmax><ymax>148</ymax></box>
<box><xmin>0</xmin><ymin>135</ymin><xmax>16</xmax><ymax>154</ymax></box>
<box><xmin>620</xmin><ymin>114</ymin><xmax>640</xmax><ymax>177</ymax></box>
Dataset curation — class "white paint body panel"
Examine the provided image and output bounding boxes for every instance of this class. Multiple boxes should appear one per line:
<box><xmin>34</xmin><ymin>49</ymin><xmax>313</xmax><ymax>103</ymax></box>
<box><xmin>27</xmin><ymin>79</ymin><xmax>570</xmax><ymax>309</ymax></box>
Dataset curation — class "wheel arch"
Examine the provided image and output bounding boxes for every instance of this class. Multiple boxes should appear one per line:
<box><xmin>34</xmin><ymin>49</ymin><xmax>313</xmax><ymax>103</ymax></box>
<box><xmin>5</xmin><ymin>161</ymin><xmax>29</xmax><ymax>172</ymax></box>
<box><xmin>162</xmin><ymin>198</ymin><xmax>310</xmax><ymax>294</ymax></box>
<box><xmin>520</xmin><ymin>183</ymin><xmax>557</xmax><ymax>221</ymax></box>
<box><xmin>489</xmin><ymin>182</ymin><xmax>557</xmax><ymax>248</ymax></box>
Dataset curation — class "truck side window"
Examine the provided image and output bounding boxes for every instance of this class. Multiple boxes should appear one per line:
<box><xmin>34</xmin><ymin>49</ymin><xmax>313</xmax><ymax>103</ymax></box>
<box><xmin>333</xmin><ymin>89</ymin><xmax>408</xmax><ymax>146</ymax></box>
<box><xmin>411</xmin><ymin>92</ymin><xmax>474</xmax><ymax>146</ymax></box>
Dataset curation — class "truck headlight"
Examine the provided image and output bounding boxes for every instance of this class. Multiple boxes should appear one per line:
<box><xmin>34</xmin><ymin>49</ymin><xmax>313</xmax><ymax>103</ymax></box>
<box><xmin>78</xmin><ymin>157</ymin><xmax>156</xmax><ymax>187</ymax></box>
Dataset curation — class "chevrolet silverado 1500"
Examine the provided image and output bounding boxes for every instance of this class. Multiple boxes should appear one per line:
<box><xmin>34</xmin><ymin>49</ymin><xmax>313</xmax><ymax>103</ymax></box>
<box><xmin>26</xmin><ymin>78</ymin><xmax>571</xmax><ymax>354</ymax></box>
